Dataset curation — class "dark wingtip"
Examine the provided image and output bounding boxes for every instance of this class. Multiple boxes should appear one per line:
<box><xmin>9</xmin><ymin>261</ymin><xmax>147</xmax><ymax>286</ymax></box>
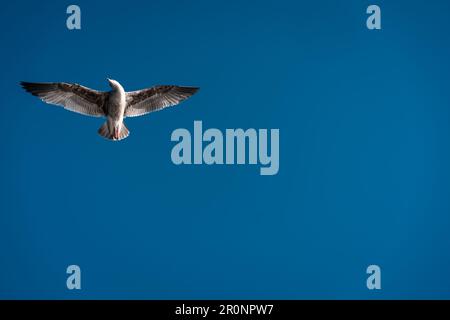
<box><xmin>183</xmin><ymin>86</ymin><xmax>200</xmax><ymax>95</ymax></box>
<box><xmin>19</xmin><ymin>81</ymin><xmax>46</xmax><ymax>96</ymax></box>
<box><xmin>20</xmin><ymin>81</ymin><xmax>32</xmax><ymax>92</ymax></box>
<box><xmin>20</xmin><ymin>82</ymin><xmax>36</xmax><ymax>96</ymax></box>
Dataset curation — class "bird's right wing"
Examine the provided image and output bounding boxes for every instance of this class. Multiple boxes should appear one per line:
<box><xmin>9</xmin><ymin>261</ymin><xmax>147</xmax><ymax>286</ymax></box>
<box><xmin>125</xmin><ymin>85</ymin><xmax>199</xmax><ymax>117</ymax></box>
<box><xmin>20</xmin><ymin>81</ymin><xmax>107</xmax><ymax>117</ymax></box>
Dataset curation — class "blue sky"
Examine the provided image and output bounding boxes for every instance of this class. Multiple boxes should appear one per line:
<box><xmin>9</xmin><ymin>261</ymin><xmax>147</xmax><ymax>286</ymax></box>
<box><xmin>1</xmin><ymin>0</ymin><xmax>450</xmax><ymax>299</ymax></box>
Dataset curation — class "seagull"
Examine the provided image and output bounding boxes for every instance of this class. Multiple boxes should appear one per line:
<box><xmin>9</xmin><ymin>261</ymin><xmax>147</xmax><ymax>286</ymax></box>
<box><xmin>20</xmin><ymin>79</ymin><xmax>199</xmax><ymax>141</ymax></box>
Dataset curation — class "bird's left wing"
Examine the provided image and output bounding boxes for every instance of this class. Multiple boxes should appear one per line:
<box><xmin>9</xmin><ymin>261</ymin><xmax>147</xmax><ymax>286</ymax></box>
<box><xmin>125</xmin><ymin>85</ymin><xmax>199</xmax><ymax>117</ymax></box>
<box><xmin>20</xmin><ymin>81</ymin><xmax>107</xmax><ymax>117</ymax></box>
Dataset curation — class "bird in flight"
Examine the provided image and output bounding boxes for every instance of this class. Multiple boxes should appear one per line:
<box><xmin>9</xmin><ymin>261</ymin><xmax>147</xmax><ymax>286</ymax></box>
<box><xmin>20</xmin><ymin>79</ymin><xmax>199</xmax><ymax>141</ymax></box>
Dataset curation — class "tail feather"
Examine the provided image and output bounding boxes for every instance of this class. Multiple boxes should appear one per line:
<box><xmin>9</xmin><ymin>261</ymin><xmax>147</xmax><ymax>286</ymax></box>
<box><xmin>98</xmin><ymin>122</ymin><xmax>130</xmax><ymax>141</ymax></box>
<box><xmin>119</xmin><ymin>124</ymin><xmax>129</xmax><ymax>140</ymax></box>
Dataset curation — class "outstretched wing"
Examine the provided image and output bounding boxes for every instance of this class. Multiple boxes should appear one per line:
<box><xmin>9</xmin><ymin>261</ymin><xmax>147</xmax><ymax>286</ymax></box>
<box><xmin>20</xmin><ymin>81</ymin><xmax>107</xmax><ymax>117</ymax></box>
<box><xmin>125</xmin><ymin>85</ymin><xmax>199</xmax><ymax>117</ymax></box>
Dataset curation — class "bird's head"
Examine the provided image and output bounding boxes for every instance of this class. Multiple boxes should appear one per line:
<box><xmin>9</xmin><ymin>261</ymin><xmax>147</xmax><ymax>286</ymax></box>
<box><xmin>107</xmin><ymin>78</ymin><xmax>118</xmax><ymax>87</ymax></box>
<box><xmin>107</xmin><ymin>78</ymin><xmax>124</xmax><ymax>92</ymax></box>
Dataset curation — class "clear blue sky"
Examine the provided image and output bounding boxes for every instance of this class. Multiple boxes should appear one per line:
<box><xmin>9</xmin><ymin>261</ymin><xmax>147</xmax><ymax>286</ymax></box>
<box><xmin>1</xmin><ymin>0</ymin><xmax>450</xmax><ymax>299</ymax></box>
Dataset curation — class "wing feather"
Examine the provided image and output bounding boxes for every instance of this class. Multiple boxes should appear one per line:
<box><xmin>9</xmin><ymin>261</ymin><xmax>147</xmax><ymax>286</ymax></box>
<box><xmin>20</xmin><ymin>81</ymin><xmax>106</xmax><ymax>117</ymax></box>
<box><xmin>125</xmin><ymin>85</ymin><xmax>199</xmax><ymax>117</ymax></box>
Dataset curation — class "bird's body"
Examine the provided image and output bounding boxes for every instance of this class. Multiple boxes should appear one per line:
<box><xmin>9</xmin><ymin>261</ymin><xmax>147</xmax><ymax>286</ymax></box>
<box><xmin>103</xmin><ymin>79</ymin><xmax>127</xmax><ymax>140</ymax></box>
<box><xmin>20</xmin><ymin>79</ymin><xmax>199</xmax><ymax>141</ymax></box>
